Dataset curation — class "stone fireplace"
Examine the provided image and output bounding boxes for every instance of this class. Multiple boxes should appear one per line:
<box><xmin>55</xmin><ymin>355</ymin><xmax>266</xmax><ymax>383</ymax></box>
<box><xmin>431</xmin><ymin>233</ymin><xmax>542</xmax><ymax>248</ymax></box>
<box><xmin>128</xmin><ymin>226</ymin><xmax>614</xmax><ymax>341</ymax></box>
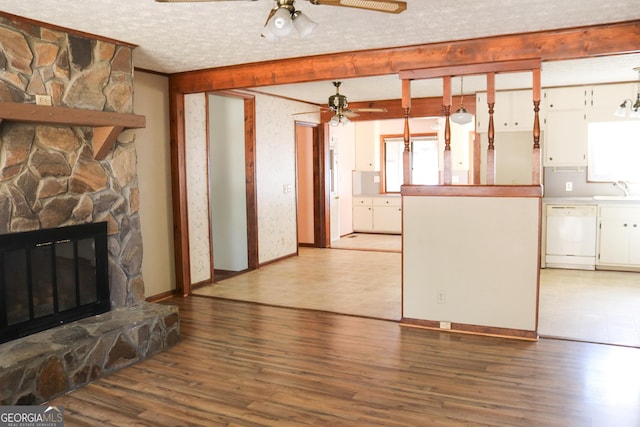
<box><xmin>0</xmin><ymin>13</ymin><xmax>178</xmax><ymax>404</ymax></box>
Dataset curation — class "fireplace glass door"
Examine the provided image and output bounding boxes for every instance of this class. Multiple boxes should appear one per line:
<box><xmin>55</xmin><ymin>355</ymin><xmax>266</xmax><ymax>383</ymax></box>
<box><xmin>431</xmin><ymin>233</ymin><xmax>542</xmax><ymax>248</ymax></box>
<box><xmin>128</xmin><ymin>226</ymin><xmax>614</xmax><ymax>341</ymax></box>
<box><xmin>0</xmin><ymin>222</ymin><xmax>110</xmax><ymax>343</ymax></box>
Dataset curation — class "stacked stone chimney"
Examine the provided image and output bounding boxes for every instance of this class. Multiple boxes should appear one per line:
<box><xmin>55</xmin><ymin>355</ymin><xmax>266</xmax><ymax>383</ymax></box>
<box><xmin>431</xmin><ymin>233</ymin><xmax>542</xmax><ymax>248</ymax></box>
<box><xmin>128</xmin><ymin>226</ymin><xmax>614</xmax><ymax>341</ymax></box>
<box><xmin>0</xmin><ymin>14</ymin><xmax>143</xmax><ymax>307</ymax></box>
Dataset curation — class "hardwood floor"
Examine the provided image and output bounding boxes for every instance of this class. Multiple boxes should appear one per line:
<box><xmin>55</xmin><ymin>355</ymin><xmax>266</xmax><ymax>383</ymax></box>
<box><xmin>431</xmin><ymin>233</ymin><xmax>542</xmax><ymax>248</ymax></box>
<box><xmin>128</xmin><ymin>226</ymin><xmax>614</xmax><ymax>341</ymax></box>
<box><xmin>194</xmin><ymin>239</ymin><xmax>640</xmax><ymax>347</ymax></box>
<box><xmin>50</xmin><ymin>296</ymin><xmax>640</xmax><ymax>426</ymax></box>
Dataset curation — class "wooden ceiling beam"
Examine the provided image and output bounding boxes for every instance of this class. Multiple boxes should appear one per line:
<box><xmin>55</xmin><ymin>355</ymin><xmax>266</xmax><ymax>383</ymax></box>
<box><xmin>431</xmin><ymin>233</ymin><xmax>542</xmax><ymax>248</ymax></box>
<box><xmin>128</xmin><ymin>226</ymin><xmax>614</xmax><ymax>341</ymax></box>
<box><xmin>399</xmin><ymin>59</ymin><xmax>541</xmax><ymax>81</ymax></box>
<box><xmin>170</xmin><ymin>20</ymin><xmax>640</xmax><ymax>94</ymax></box>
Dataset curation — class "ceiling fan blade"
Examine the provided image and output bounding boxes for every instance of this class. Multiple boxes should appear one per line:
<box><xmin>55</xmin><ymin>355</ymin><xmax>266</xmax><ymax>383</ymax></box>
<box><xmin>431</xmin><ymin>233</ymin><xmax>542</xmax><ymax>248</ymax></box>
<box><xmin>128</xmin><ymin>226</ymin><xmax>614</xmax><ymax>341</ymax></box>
<box><xmin>309</xmin><ymin>0</ymin><xmax>406</xmax><ymax>14</ymax></box>
<box><xmin>155</xmin><ymin>0</ymin><xmax>256</xmax><ymax>3</ymax></box>
<box><xmin>343</xmin><ymin>110</ymin><xmax>360</xmax><ymax>118</ymax></box>
<box><xmin>351</xmin><ymin>107</ymin><xmax>388</xmax><ymax>113</ymax></box>
<box><xmin>292</xmin><ymin>111</ymin><xmax>323</xmax><ymax>115</ymax></box>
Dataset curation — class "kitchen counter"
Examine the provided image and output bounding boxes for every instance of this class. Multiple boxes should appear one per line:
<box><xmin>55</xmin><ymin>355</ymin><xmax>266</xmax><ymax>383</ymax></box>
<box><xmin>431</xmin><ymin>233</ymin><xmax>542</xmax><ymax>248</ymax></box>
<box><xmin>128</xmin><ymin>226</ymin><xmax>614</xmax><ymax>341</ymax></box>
<box><xmin>543</xmin><ymin>196</ymin><xmax>640</xmax><ymax>205</ymax></box>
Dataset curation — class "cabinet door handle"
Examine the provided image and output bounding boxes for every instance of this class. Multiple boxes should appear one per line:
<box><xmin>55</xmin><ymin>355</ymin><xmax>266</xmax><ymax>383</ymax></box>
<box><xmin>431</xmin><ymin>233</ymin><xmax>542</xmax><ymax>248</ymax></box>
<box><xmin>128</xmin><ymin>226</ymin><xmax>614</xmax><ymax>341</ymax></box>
<box><xmin>624</xmin><ymin>223</ymin><xmax>628</xmax><ymax>227</ymax></box>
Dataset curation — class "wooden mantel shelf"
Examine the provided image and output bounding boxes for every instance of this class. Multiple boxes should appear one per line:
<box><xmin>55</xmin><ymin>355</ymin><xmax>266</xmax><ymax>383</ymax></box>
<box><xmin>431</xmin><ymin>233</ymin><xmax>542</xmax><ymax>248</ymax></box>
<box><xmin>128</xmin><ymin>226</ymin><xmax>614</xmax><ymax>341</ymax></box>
<box><xmin>0</xmin><ymin>102</ymin><xmax>146</xmax><ymax>160</ymax></box>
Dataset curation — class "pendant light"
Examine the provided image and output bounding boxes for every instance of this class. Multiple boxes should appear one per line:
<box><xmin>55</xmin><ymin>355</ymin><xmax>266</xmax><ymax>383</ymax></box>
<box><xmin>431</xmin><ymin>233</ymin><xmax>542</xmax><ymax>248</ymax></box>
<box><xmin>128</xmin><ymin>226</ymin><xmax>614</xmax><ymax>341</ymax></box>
<box><xmin>450</xmin><ymin>76</ymin><xmax>474</xmax><ymax>125</ymax></box>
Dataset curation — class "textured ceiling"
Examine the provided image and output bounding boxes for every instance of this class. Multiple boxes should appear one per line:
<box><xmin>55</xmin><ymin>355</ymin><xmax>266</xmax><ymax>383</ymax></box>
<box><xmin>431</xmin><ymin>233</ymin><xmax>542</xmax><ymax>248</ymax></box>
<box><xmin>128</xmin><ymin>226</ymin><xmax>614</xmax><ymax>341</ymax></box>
<box><xmin>1</xmin><ymin>0</ymin><xmax>640</xmax><ymax>103</ymax></box>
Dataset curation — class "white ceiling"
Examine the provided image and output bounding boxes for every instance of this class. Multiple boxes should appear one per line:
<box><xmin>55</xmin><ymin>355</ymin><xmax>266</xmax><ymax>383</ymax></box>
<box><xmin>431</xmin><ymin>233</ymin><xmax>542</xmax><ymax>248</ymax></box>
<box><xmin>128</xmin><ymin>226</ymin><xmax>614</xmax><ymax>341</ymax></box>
<box><xmin>1</xmin><ymin>0</ymin><xmax>640</xmax><ymax>104</ymax></box>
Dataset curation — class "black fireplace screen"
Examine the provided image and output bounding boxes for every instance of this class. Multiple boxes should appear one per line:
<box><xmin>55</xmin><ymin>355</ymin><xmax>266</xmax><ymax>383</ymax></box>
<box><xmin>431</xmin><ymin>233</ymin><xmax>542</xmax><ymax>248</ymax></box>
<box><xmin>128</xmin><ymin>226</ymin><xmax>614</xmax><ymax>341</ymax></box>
<box><xmin>0</xmin><ymin>222</ymin><xmax>110</xmax><ymax>344</ymax></box>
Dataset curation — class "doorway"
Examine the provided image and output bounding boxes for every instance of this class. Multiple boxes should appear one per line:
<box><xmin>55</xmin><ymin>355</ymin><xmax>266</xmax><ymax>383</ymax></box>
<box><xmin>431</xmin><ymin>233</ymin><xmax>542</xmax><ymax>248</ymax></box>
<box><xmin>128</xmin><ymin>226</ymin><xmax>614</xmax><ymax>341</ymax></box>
<box><xmin>295</xmin><ymin>121</ymin><xmax>328</xmax><ymax>248</ymax></box>
<box><xmin>208</xmin><ymin>93</ymin><xmax>259</xmax><ymax>282</ymax></box>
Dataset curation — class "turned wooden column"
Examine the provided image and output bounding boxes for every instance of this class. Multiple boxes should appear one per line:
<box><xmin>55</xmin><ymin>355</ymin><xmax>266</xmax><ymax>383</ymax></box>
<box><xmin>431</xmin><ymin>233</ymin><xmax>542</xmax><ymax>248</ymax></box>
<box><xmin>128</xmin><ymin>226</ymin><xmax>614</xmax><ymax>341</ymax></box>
<box><xmin>486</xmin><ymin>72</ymin><xmax>496</xmax><ymax>185</ymax></box>
<box><xmin>443</xmin><ymin>76</ymin><xmax>452</xmax><ymax>185</ymax></box>
<box><xmin>532</xmin><ymin>67</ymin><xmax>542</xmax><ymax>185</ymax></box>
<box><xmin>402</xmin><ymin>79</ymin><xmax>412</xmax><ymax>185</ymax></box>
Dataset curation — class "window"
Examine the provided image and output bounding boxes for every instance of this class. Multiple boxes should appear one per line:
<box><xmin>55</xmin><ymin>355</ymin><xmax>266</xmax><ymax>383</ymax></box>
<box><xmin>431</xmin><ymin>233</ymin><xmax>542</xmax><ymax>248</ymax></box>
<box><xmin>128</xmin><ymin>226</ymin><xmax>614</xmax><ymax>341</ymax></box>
<box><xmin>382</xmin><ymin>134</ymin><xmax>439</xmax><ymax>192</ymax></box>
<box><xmin>587</xmin><ymin>121</ymin><xmax>640</xmax><ymax>183</ymax></box>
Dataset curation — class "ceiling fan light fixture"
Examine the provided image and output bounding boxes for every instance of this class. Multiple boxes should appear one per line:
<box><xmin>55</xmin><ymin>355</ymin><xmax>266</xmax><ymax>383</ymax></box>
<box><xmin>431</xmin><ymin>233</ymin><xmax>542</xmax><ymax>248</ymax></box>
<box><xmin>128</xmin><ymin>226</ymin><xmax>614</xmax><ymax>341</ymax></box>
<box><xmin>330</xmin><ymin>113</ymin><xmax>350</xmax><ymax>126</ymax></box>
<box><xmin>267</xmin><ymin>6</ymin><xmax>293</xmax><ymax>36</ymax></box>
<box><xmin>292</xmin><ymin>11</ymin><xmax>318</xmax><ymax>38</ymax></box>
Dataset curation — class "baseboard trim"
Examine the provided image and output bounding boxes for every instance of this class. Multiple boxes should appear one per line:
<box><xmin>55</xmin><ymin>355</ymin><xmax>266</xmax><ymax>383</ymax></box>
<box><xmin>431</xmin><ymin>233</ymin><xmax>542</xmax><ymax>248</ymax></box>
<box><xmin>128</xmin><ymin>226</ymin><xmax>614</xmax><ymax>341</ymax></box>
<box><xmin>146</xmin><ymin>289</ymin><xmax>178</xmax><ymax>302</ymax></box>
<box><xmin>259</xmin><ymin>251</ymin><xmax>298</xmax><ymax>267</ymax></box>
<box><xmin>400</xmin><ymin>317</ymin><xmax>538</xmax><ymax>341</ymax></box>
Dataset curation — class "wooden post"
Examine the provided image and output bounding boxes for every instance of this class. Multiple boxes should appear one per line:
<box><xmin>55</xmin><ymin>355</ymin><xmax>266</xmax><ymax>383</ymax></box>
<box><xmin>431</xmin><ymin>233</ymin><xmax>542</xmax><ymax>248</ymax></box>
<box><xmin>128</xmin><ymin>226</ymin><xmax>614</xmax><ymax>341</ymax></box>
<box><xmin>402</xmin><ymin>79</ymin><xmax>412</xmax><ymax>186</ymax></box>
<box><xmin>443</xmin><ymin>76</ymin><xmax>452</xmax><ymax>185</ymax></box>
<box><xmin>532</xmin><ymin>68</ymin><xmax>542</xmax><ymax>185</ymax></box>
<box><xmin>486</xmin><ymin>72</ymin><xmax>496</xmax><ymax>185</ymax></box>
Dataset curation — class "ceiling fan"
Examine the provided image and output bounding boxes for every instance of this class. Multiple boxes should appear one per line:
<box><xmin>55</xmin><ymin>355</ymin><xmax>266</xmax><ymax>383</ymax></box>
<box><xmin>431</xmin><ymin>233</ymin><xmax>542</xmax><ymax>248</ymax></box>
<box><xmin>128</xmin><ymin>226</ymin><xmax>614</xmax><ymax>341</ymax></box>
<box><xmin>295</xmin><ymin>81</ymin><xmax>388</xmax><ymax>126</ymax></box>
<box><xmin>155</xmin><ymin>0</ymin><xmax>407</xmax><ymax>39</ymax></box>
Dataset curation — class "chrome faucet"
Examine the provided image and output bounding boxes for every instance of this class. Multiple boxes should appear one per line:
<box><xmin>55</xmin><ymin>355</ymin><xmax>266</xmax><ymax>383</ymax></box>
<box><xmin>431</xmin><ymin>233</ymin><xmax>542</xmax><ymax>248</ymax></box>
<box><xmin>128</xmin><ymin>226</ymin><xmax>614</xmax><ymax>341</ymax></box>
<box><xmin>614</xmin><ymin>180</ymin><xmax>630</xmax><ymax>197</ymax></box>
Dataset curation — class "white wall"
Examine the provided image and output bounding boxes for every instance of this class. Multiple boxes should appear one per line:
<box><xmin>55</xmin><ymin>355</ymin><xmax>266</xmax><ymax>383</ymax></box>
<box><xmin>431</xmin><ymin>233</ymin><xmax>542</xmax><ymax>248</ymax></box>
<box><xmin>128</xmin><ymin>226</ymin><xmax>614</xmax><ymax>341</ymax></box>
<box><xmin>209</xmin><ymin>94</ymin><xmax>248</xmax><ymax>271</ymax></box>
<box><xmin>403</xmin><ymin>195</ymin><xmax>540</xmax><ymax>332</ymax></box>
<box><xmin>133</xmin><ymin>71</ymin><xmax>176</xmax><ymax>298</ymax></box>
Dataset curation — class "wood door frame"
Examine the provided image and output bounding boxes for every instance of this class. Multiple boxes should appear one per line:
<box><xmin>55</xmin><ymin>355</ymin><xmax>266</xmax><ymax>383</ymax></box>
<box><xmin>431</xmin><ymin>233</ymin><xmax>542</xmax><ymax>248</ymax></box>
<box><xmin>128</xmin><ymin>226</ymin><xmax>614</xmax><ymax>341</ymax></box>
<box><xmin>295</xmin><ymin>121</ymin><xmax>329</xmax><ymax>248</ymax></box>
<box><xmin>174</xmin><ymin>91</ymin><xmax>258</xmax><ymax>296</ymax></box>
<box><xmin>208</xmin><ymin>91</ymin><xmax>259</xmax><ymax>273</ymax></box>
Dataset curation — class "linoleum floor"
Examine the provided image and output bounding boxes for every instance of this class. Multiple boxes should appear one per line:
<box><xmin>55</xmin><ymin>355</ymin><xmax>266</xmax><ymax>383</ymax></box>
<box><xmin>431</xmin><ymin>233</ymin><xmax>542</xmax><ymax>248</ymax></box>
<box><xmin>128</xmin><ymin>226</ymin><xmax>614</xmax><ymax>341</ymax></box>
<box><xmin>193</xmin><ymin>233</ymin><xmax>640</xmax><ymax>347</ymax></box>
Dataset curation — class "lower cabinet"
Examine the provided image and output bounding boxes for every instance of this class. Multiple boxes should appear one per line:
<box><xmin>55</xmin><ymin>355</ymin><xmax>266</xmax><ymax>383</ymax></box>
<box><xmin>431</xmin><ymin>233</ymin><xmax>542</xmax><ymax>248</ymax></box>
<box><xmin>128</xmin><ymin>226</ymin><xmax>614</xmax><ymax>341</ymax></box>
<box><xmin>352</xmin><ymin>197</ymin><xmax>374</xmax><ymax>232</ymax></box>
<box><xmin>597</xmin><ymin>206</ymin><xmax>640</xmax><ymax>267</ymax></box>
<box><xmin>353</xmin><ymin>196</ymin><xmax>401</xmax><ymax>234</ymax></box>
<box><xmin>373</xmin><ymin>197</ymin><xmax>402</xmax><ymax>233</ymax></box>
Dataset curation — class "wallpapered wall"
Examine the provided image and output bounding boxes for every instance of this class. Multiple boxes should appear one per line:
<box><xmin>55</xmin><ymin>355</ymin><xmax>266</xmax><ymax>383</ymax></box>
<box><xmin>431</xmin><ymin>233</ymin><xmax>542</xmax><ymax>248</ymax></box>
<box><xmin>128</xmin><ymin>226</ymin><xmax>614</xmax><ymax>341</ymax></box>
<box><xmin>184</xmin><ymin>93</ymin><xmax>212</xmax><ymax>284</ymax></box>
<box><xmin>183</xmin><ymin>90</ymin><xmax>320</xmax><ymax>283</ymax></box>
<box><xmin>254</xmin><ymin>93</ymin><xmax>320</xmax><ymax>264</ymax></box>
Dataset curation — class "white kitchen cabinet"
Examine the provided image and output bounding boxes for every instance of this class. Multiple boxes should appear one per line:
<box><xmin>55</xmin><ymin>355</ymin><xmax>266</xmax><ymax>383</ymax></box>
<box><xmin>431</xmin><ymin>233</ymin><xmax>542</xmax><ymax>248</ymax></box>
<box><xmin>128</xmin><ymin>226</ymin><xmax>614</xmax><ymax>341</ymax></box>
<box><xmin>544</xmin><ymin>109</ymin><xmax>587</xmax><ymax>166</ymax></box>
<box><xmin>353</xmin><ymin>196</ymin><xmax>401</xmax><ymax>233</ymax></box>
<box><xmin>373</xmin><ymin>197</ymin><xmax>402</xmax><ymax>233</ymax></box>
<box><xmin>352</xmin><ymin>197</ymin><xmax>374</xmax><ymax>231</ymax></box>
<box><xmin>597</xmin><ymin>206</ymin><xmax>640</xmax><ymax>267</ymax></box>
<box><xmin>354</xmin><ymin>122</ymin><xmax>376</xmax><ymax>171</ymax></box>
<box><xmin>545</xmin><ymin>86</ymin><xmax>586</xmax><ymax>110</ymax></box>
<box><xmin>588</xmin><ymin>83</ymin><xmax>635</xmax><ymax>122</ymax></box>
<box><xmin>543</xmin><ymin>86</ymin><xmax>588</xmax><ymax>167</ymax></box>
<box><xmin>476</xmin><ymin>90</ymin><xmax>536</xmax><ymax>133</ymax></box>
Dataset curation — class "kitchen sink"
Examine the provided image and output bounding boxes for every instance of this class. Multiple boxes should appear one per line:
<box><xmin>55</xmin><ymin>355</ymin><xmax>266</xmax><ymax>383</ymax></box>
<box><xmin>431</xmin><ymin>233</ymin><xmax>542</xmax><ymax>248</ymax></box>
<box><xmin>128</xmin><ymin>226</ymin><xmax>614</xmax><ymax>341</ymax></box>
<box><xmin>592</xmin><ymin>195</ymin><xmax>640</xmax><ymax>201</ymax></box>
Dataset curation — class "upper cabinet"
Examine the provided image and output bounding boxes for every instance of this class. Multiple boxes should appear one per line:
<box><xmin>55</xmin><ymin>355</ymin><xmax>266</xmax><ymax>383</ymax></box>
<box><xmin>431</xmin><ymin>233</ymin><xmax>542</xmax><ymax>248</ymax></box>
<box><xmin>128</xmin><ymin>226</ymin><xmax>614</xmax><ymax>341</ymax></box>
<box><xmin>588</xmin><ymin>83</ymin><xmax>635</xmax><ymax>122</ymax></box>
<box><xmin>476</xmin><ymin>90</ymin><xmax>538</xmax><ymax>133</ymax></box>
<box><xmin>354</xmin><ymin>121</ymin><xmax>376</xmax><ymax>171</ymax></box>
<box><xmin>543</xmin><ymin>86</ymin><xmax>588</xmax><ymax>167</ymax></box>
<box><xmin>542</xmin><ymin>83</ymin><xmax>637</xmax><ymax>167</ymax></box>
<box><xmin>544</xmin><ymin>86</ymin><xmax>587</xmax><ymax>110</ymax></box>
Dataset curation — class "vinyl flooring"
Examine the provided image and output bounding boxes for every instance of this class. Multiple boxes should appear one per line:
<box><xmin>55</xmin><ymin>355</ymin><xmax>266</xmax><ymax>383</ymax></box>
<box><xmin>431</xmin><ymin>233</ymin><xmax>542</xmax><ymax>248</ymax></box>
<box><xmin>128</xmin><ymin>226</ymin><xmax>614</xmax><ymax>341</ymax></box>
<box><xmin>194</xmin><ymin>233</ymin><xmax>640</xmax><ymax>348</ymax></box>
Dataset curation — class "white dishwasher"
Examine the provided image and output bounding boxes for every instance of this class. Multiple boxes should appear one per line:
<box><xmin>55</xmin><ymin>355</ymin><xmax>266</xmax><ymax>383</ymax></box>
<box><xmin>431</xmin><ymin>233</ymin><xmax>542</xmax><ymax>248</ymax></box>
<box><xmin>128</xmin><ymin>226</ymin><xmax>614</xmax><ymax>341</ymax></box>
<box><xmin>545</xmin><ymin>204</ymin><xmax>598</xmax><ymax>270</ymax></box>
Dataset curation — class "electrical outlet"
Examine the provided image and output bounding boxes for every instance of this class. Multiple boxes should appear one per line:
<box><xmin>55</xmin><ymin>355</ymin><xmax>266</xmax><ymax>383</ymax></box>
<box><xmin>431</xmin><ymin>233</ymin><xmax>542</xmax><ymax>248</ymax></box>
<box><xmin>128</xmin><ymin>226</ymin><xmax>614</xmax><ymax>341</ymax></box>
<box><xmin>437</xmin><ymin>291</ymin><xmax>446</xmax><ymax>304</ymax></box>
<box><xmin>35</xmin><ymin>95</ymin><xmax>52</xmax><ymax>106</ymax></box>
<box><xmin>440</xmin><ymin>321</ymin><xmax>451</xmax><ymax>330</ymax></box>
<box><xmin>565</xmin><ymin>181</ymin><xmax>573</xmax><ymax>192</ymax></box>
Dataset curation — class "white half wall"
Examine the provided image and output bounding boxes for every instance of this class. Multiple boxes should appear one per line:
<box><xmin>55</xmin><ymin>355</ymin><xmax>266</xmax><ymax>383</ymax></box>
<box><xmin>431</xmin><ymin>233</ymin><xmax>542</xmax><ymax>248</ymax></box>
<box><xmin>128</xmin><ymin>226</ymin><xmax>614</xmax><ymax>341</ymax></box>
<box><xmin>403</xmin><ymin>195</ymin><xmax>540</xmax><ymax>332</ymax></box>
